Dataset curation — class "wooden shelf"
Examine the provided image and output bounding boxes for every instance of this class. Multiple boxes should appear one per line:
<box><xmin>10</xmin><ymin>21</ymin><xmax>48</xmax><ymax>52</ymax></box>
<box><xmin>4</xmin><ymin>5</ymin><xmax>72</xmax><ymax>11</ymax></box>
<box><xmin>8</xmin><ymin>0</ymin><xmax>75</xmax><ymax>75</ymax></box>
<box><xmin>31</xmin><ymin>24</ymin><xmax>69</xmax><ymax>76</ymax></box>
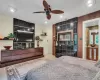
<box><xmin>14</xmin><ymin>42</ymin><xmax>34</xmax><ymax>43</ymax></box>
<box><xmin>57</xmin><ymin>30</ymin><xmax>73</xmax><ymax>34</ymax></box>
<box><xmin>0</xmin><ymin>39</ymin><xmax>13</xmax><ymax>41</ymax></box>
<box><xmin>14</xmin><ymin>30</ymin><xmax>34</xmax><ymax>34</ymax></box>
<box><xmin>59</xmin><ymin>40</ymin><xmax>73</xmax><ymax>41</ymax></box>
<box><xmin>14</xmin><ymin>25</ymin><xmax>34</xmax><ymax>29</ymax></box>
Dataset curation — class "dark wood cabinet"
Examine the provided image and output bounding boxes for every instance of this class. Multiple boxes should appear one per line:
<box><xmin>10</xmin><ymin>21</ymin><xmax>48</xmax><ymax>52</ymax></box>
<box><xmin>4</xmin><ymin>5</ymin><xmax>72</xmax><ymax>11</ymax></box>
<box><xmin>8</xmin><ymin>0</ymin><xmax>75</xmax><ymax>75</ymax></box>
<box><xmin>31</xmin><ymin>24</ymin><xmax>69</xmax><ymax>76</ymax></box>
<box><xmin>0</xmin><ymin>47</ymin><xmax>44</xmax><ymax>68</ymax></box>
<box><xmin>86</xmin><ymin>47</ymin><xmax>98</xmax><ymax>61</ymax></box>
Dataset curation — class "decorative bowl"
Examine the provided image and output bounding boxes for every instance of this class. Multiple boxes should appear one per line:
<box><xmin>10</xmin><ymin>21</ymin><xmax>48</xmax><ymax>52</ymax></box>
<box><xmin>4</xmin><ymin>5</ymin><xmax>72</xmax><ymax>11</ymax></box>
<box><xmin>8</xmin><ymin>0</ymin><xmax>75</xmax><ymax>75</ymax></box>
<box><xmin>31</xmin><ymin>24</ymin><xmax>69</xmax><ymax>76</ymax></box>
<box><xmin>90</xmin><ymin>44</ymin><xmax>95</xmax><ymax>47</ymax></box>
<box><xmin>4</xmin><ymin>46</ymin><xmax>12</xmax><ymax>50</ymax></box>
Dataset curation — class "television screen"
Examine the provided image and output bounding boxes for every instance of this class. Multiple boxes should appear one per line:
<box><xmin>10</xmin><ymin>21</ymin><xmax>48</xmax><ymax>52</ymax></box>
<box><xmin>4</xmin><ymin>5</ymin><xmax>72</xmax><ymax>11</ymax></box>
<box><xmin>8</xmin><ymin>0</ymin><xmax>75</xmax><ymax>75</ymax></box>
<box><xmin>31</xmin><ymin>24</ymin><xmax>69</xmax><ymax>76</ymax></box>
<box><xmin>16</xmin><ymin>32</ymin><xmax>33</xmax><ymax>42</ymax></box>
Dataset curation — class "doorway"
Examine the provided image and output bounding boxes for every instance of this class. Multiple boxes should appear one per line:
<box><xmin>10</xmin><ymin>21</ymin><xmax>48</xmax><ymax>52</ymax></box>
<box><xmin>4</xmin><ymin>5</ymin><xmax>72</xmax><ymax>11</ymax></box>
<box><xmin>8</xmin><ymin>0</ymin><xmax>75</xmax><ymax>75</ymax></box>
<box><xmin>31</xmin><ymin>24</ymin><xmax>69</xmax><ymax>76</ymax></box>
<box><xmin>83</xmin><ymin>18</ymin><xmax>100</xmax><ymax>61</ymax></box>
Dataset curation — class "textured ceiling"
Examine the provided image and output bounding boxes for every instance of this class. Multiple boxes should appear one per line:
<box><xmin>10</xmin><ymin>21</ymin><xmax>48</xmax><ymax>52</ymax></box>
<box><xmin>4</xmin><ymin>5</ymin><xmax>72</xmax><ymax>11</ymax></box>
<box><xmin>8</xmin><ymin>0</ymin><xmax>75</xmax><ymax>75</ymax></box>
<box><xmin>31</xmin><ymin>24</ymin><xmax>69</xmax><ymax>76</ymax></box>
<box><xmin>0</xmin><ymin>0</ymin><xmax>100</xmax><ymax>25</ymax></box>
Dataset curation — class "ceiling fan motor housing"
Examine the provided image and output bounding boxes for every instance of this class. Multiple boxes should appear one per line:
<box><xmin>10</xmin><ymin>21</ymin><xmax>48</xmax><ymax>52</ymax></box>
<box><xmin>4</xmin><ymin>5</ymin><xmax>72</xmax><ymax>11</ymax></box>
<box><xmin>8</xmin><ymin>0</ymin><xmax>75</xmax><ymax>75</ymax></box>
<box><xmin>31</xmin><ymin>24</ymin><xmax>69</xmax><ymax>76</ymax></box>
<box><xmin>45</xmin><ymin>9</ymin><xmax>50</xmax><ymax>15</ymax></box>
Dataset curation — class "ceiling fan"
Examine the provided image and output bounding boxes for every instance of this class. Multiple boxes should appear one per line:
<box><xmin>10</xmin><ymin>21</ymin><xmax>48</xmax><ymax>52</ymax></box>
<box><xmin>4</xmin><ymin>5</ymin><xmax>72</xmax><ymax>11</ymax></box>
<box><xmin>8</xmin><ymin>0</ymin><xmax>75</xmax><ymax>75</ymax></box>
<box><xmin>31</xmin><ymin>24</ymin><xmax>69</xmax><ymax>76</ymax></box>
<box><xmin>33</xmin><ymin>0</ymin><xmax>64</xmax><ymax>20</ymax></box>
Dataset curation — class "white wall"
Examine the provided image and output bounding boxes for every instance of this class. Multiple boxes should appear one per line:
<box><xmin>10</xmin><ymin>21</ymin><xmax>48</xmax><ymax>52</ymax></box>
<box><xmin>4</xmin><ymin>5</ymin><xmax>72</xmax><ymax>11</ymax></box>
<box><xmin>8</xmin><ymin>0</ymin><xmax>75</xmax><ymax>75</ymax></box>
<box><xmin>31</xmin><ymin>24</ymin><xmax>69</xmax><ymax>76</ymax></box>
<box><xmin>0</xmin><ymin>14</ymin><xmax>13</xmax><ymax>62</ymax></box>
<box><xmin>0</xmin><ymin>14</ymin><xmax>13</xmax><ymax>50</ymax></box>
<box><xmin>45</xmin><ymin>25</ymin><xmax>52</xmax><ymax>54</ymax></box>
<box><xmin>0</xmin><ymin>14</ymin><xmax>13</xmax><ymax>80</ymax></box>
<box><xmin>35</xmin><ymin>24</ymin><xmax>52</xmax><ymax>55</ymax></box>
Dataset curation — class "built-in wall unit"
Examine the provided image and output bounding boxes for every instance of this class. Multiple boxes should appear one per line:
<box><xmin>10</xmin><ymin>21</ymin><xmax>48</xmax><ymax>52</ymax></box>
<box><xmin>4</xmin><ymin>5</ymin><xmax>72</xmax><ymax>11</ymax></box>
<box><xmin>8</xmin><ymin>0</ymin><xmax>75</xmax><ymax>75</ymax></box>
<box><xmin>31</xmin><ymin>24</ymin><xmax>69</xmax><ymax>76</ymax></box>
<box><xmin>13</xmin><ymin>18</ymin><xmax>35</xmax><ymax>49</ymax></box>
<box><xmin>53</xmin><ymin>18</ymin><xmax>78</xmax><ymax>57</ymax></box>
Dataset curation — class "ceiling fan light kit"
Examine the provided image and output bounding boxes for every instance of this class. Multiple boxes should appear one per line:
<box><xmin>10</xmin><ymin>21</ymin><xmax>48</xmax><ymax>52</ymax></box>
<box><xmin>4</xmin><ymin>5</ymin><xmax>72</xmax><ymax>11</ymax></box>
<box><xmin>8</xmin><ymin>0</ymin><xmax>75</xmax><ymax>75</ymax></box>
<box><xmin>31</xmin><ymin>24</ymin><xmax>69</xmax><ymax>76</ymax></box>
<box><xmin>33</xmin><ymin>0</ymin><xmax>64</xmax><ymax>20</ymax></box>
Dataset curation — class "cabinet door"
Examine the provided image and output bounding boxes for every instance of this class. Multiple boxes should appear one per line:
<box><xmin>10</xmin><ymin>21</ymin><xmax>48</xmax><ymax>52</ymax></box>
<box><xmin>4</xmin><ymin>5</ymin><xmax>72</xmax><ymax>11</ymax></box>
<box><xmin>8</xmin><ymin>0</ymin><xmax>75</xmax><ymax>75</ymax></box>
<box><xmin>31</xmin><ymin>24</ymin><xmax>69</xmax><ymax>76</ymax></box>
<box><xmin>86</xmin><ymin>48</ymin><xmax>92</xmax><ymax>60</ymax></box>
<box><xmin>92</xmin><ymin>48</ymin><xmax>98</xmax><ymax>61</ymax></box>
<box><xmin>86</xmin><ymin>48</ymin><xmax>98</xmax><ymax>61</ymax></box>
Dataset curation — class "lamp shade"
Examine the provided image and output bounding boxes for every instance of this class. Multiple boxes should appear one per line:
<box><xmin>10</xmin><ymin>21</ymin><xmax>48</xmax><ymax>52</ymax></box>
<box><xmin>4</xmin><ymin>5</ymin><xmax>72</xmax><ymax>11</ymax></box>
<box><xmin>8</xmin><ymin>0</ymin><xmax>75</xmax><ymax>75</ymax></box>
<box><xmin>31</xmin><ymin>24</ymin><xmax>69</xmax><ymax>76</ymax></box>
<box><xmin>35</xmin><ymin>36</ymin><xmax>40</xmax><ymax>40</ymax></box>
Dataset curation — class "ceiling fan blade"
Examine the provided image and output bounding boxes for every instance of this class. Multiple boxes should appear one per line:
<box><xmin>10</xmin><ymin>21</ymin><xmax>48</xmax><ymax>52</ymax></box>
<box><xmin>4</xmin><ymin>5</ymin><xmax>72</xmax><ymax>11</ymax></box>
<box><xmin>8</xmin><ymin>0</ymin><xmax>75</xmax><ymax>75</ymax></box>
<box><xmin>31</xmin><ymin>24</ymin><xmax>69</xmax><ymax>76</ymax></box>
<box><xmin>51</xmin><ymin>10</ymin><xmax>64</xmax><ymax>14</ymax></box>
<box><xmin>43</xmin><ymin>0</ymin><xmax>49</xmax><ymax>9</ymax></box>
<box><xmin>47</xmin><ymin>14</ymin><xmax>51</xmax><ymax>20</ymax></box>
<box><xmin>33</xmin><ymin>11</ymin><xmax>45</xmax><ymax>13</ymax></box>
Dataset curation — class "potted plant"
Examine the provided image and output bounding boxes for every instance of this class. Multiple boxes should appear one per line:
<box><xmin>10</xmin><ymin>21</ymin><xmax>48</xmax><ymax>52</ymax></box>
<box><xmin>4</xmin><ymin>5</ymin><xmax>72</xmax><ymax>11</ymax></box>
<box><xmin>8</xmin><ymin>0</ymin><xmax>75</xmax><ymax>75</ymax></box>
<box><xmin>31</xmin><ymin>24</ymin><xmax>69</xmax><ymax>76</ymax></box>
<box><xmin>7</xmin><ymin>33</ymin><xmax>15</xmax><ymax>40</ymax></box>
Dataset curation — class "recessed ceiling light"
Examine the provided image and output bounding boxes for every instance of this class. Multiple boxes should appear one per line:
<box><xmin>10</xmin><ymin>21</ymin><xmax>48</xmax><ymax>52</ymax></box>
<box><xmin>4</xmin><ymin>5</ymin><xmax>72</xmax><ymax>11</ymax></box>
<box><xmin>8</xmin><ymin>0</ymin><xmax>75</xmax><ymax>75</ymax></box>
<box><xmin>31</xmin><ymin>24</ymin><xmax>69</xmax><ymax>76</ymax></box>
<box><xmin>60</xmin><ymin>15</ymin><xmax>63</xmax><ymax>19</ymax></box>
<box><xmin>57</xmin><ymin>26</ymin><xmax>60</xmax><ymax>30</ymax></box>
<box><xmin>88</xmin><ymin>3</ymin><xmax>93</xmax><ymax>7</ymax></box>
<box><xmin>70</xmin><ymin>22</ymin><xmax>74</xmax><ymax>27</ymax></box>
<box><xmin>9</xmin><ymin>7</ymin><xmax>16</xmax><ymax>13</ymax></box>
<box><xmin>45</xmin><ymin>21</ymin><xmax>48</xmax><ymax>24</ymax></box>
<box><xmin>88</xmin><ymin>0</ymin><xmax>92</xmax><ymax>4</ymax></box>
<box><xmin>87</xmin><ymin>0</ymin><xmax>95</xmax><ymax>7</ymax></box>
<box><xmin>32</xmin><ymin>27</ymin><xmax>34</xmax><ymax>30</ymax></box>
<box><xmin>27</xmin><ymin>28</ymin><xmax>30</xmax><ymax>31</ymax></box>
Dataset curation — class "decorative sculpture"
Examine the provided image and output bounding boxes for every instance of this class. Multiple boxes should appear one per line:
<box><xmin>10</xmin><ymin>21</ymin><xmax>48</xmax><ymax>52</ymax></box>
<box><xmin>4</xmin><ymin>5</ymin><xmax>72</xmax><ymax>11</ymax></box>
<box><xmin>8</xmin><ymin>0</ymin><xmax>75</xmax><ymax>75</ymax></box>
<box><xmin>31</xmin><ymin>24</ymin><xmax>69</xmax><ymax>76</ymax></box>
<box><xmin>91</xmin><ymin>32</ymin><xmax>98</xmax><ymax>47</ymax></box>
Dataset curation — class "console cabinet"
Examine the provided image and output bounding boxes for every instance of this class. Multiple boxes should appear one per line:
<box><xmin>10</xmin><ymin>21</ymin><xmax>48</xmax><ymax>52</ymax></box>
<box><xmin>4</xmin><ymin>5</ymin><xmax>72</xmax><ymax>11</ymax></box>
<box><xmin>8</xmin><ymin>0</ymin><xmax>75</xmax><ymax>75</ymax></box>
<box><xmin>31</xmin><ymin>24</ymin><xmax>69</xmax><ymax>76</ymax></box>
<box><xmin>0</xmin><ymin>47</ymin><xmax>44</xmax><ymax>68</ymax></box>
